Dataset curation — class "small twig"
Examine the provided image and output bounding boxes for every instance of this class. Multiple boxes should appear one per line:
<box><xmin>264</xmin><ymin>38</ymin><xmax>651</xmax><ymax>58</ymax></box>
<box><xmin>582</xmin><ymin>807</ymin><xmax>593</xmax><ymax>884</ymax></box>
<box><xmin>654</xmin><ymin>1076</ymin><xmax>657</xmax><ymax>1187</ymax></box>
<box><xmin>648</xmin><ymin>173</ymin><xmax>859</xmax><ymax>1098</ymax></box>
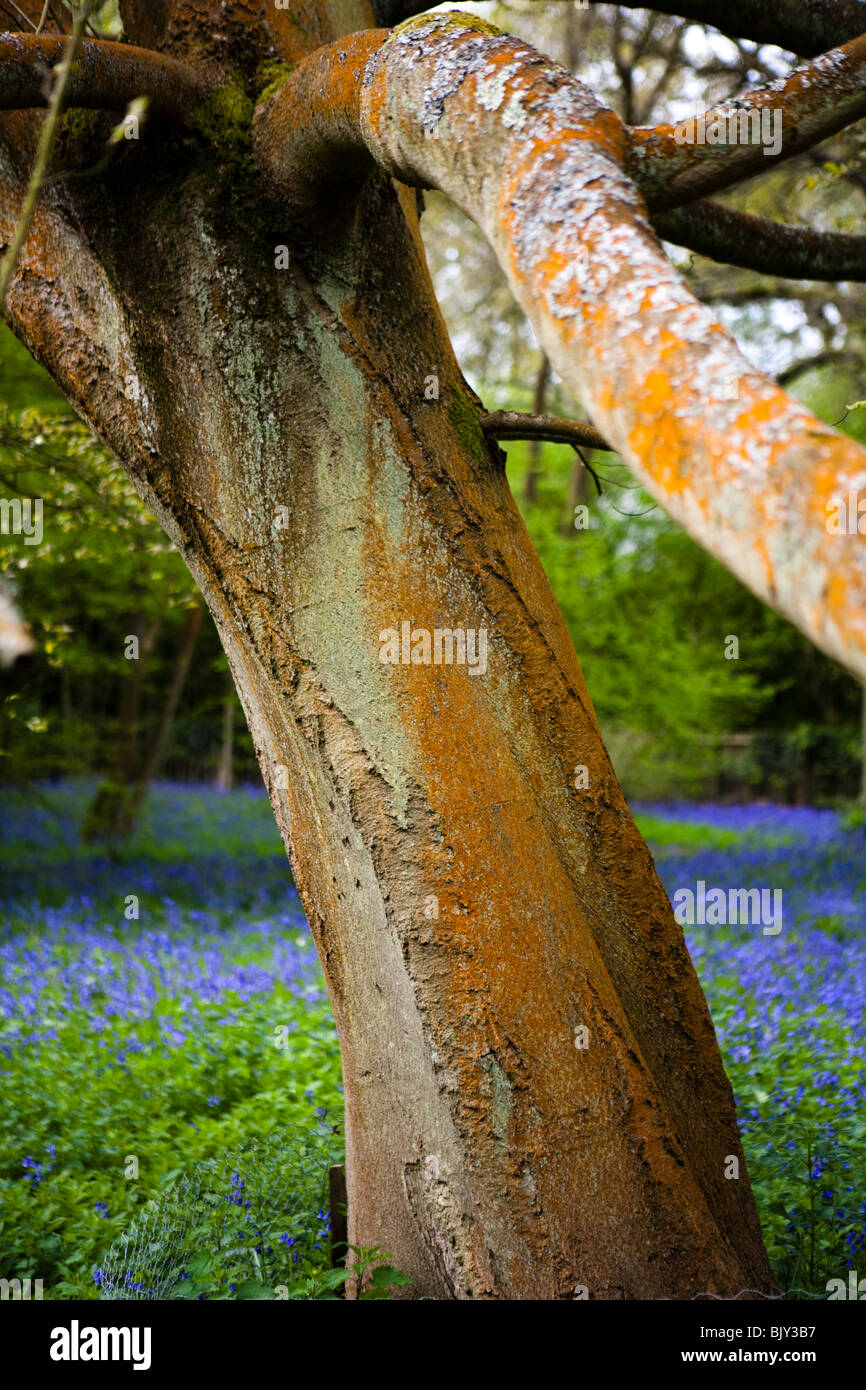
<box><xmin>479</xmin><ymin>410</ymin><xmax>614</xmax><ymax>453</ymax></box>
<box><xmin>5</xmin><ymin>0</ymin><xmax>39</xmax><ymax>31</ymax></box>
<box><xmin>574</xmin><ymin>445</ymin><xmax>603</xmax><ymax>496</ymax></box>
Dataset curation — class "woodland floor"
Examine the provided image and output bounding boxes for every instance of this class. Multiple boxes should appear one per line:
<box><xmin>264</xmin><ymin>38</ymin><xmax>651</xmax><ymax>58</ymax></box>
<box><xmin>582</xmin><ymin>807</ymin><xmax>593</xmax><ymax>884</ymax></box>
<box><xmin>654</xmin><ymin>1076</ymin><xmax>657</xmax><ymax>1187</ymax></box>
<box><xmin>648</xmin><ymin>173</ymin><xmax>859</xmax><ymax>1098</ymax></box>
<box><xmin>1</xmin><ymin>783</ymin><xmax>863</xmax><ymax>1299</ymax></box>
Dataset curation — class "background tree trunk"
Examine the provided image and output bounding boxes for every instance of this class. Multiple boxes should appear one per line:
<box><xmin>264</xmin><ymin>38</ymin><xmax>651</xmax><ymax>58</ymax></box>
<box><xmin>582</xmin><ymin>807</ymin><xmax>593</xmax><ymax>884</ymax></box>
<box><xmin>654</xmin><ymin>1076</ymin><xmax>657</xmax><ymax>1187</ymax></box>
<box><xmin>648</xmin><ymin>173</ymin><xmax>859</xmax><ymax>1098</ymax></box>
<box><xmin>117</xmin><ymin>609</ymin><xmax>161</xmax><ymax>780</ymax></box>
<box><xmin>215</xmin><ymin>685</ymin><xmax>234</xmax><ymax>793</ymax></box>
<box><xmin>138</xmin><ymin>597</ymin><xmax>202</xmax><ymax>787</ymax></box>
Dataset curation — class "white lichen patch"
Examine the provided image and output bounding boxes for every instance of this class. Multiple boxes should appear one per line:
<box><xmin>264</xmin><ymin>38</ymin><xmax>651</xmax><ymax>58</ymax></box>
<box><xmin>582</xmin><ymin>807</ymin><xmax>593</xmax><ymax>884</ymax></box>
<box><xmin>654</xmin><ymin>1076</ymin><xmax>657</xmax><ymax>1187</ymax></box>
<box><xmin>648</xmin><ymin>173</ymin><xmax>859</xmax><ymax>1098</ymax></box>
<box><xmin>476</xmin><ymin>69</ymin><xmax>509</xmax><ymax>112</ymax></box>
<box><xmin>502</xmin><ymin>92</ymin><xmax>527</xmax><ymax>130</ymax></box>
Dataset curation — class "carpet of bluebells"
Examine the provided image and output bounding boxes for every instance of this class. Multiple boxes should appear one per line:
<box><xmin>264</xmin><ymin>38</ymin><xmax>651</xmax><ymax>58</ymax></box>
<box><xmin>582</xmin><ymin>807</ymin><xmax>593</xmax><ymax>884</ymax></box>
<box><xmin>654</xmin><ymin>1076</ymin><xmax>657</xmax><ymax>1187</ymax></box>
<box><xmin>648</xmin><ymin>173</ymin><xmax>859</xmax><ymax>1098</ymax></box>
<box><xmin>0</xmin><ymin>783</ymin><xmax>863</xmax><ymax>1299</ymax></box>
<box><xmin>636</xmin><ymin>799</ymin><xmax>866</xmax><ymax>1295</ymax></box>
<box><xmin>0</xmin><ymin>783</ymin><xmax>342</xmax><ymax>1299</ymax></box>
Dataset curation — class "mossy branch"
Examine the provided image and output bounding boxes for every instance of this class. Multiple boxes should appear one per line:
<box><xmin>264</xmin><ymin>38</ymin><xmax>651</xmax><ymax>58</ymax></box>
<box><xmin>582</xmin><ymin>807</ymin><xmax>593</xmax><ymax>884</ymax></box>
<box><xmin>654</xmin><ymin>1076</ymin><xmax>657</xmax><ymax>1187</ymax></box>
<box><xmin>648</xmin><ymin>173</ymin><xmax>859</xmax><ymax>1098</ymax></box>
<box><xmin>0</xmin><ymin>33</ymin><xmax>205</xmax><ymax>119</ymax></box>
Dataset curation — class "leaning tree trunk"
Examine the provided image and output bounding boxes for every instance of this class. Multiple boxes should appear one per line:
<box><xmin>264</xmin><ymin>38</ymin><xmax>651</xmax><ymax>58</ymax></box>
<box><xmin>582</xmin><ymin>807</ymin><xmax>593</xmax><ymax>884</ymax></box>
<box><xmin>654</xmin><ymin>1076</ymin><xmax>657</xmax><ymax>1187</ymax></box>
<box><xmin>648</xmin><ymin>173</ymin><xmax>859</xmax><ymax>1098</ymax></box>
<box><xmin>0</xmin><ymin>0</ymin><xmax>777</xmax><ymax>1298</ymax></box>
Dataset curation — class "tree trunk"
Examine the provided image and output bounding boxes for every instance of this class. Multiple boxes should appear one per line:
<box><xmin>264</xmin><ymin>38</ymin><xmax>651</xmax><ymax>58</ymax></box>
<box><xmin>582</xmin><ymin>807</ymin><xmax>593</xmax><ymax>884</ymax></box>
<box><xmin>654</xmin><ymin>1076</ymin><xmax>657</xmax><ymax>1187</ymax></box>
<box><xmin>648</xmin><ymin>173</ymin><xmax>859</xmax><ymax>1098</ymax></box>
<box><xmin>138</xmin><ymin>598</ymin><xmax>203</xmax><ymax>786</ymax></box>
<box><xmin>82</xmin><ymin>608</ymin><xmax>162</xmax><ymax>843</ymax></box>
<box><xmin>215</xmin><ymin>688</ymin><xmax>234</xmax><ymax>793</ymax></box>
<box><xmin>562</xmin><ymin>448</ymin><xmax>590</xmax><ymax>536</ymax></box>
<box><xmin>117</xmin><ymin>609</ymin><xmax>161</xmax><ymax>779</ymax></box>
<box><xmin>0</xmin><ymin>0</ymin><xmax>777</xmax><ymax>1299</ymax></box>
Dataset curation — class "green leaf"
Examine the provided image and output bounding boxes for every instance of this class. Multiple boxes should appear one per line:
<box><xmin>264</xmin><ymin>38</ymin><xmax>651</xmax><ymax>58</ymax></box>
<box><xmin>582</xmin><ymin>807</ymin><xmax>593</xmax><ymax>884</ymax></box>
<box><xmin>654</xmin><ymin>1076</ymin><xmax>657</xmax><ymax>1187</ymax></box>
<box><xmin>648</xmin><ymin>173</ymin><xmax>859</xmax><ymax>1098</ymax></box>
<box><xmin>368</xmin><ymin>1265</ymin><xmax>412</xmax><ymax>1288</ymax></box>
<box><xmin>233</xmin><ymin>1280</ymin><xmax>275</xmax><ymax>1300</ymax></box>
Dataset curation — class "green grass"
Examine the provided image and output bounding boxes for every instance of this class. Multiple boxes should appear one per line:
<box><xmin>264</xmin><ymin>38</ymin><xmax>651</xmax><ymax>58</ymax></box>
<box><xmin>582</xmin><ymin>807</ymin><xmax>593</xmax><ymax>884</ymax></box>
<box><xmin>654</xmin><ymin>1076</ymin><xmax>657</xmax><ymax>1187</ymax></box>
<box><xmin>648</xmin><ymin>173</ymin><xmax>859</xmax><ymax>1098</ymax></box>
<box><xmin>633</xmin><ymin>812</ymin><xmax>744</xmax><ymax>851</ymax></box>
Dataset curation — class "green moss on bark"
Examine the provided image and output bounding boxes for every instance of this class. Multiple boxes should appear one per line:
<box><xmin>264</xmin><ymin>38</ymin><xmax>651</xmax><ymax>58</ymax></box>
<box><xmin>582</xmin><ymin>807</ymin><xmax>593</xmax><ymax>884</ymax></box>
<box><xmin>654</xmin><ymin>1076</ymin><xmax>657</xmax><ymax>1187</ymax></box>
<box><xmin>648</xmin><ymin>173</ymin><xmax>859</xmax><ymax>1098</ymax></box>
<box><xmin>255</xmin><ymin>59</ymin><xmax>298</xmax><ymax>107</ymax></box>
<box><xmin>447</xmin><ymin>387</ymin><xmax>489</xmax><ymax>466</ymax></box>
<box><xmin>194</xmin><ymin>78</ymin><xmax>255</xmax><ymax>154</ymax></box>
<box><xmin>394</xmin><ymin>12</ymin><xmax>501</xmax><ymax>39</ymax></box>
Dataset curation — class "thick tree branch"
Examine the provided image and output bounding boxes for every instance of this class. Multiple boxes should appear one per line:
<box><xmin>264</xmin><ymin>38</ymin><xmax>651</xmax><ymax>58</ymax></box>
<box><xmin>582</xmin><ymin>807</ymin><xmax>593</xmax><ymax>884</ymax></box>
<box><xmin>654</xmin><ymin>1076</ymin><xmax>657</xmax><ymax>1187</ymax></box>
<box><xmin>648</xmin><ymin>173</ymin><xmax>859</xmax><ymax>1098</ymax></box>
<box><xmin>655</xmin><ymin>200</ymin><xmax>866</xmax><ymax>280</ymax></box>
<box><xmin>254</xmin><ymin>13</ymin><xmax>866</xmax><ymax>682</ymax></box>
<box><xmin>481</xmin><ymin>410</ymin><xmax>612</xmax><ymax>452</ymax></box>
<box><xmin>0</xmin><ymin>34</ymin><xmax>205</xmax><ymax>119</ymax></box>
<box><xmin>586</xmin><ymin>0</ymin><xmax>866</xmax><ymax>60</ymax></box>
<box><xmin>629</xmin><ymin>31</ymin><xmax>866</xmax><ymax>210</ymax></box>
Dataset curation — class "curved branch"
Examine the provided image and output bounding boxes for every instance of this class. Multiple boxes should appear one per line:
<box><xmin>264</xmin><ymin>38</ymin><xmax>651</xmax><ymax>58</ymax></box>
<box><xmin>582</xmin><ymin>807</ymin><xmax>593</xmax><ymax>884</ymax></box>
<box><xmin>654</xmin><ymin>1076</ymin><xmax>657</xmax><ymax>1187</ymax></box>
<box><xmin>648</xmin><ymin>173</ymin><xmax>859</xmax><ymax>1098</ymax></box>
<box><xmin>629</xmin><ymin>31</ymin><xmax>866</xmax><ymax>210</ymax></box>
<box><xmin>0</xmin><ymin>34</ymin><xmax>205</xmax><ymax>120</ymax></box>
<box><xmin>255</xmin><ymin>14</ymin><xmax>866</xmax><ymax>682</ymax></box>
<box><xmin>480</xmin><ymin>411</ymin><xmax>613</xmax><ymax>452</ymax></box>
<box><xmin>584</xmin><ymin>0</ymin><xmax>866</xmax><ymax>60</ymax></box>
<box><xmin>655</xmin><ymin>200</ymin><xmax>866</xmax><ymax>280</ymax></box>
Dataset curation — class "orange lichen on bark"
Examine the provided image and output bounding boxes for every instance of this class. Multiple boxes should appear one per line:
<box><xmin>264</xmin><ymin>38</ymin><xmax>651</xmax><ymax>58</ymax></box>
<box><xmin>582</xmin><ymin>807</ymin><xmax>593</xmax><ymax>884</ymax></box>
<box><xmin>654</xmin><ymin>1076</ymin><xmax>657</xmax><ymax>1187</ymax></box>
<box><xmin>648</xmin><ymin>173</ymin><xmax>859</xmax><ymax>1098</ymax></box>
<box><xmin>355</xmin><ymin>389</ymin><xmax>762</xmax><ymax>1295</ymax></box>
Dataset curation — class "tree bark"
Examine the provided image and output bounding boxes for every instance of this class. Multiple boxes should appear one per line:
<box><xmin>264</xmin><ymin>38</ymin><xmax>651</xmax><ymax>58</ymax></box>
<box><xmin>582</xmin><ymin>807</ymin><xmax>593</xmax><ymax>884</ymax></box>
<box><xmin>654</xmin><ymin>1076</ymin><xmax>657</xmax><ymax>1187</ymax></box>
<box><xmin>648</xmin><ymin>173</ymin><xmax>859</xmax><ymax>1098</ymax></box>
<box><xmin>0</xmin><ymin>0</ymin><xmax>784</xmax><ymax>1299</ymax></box>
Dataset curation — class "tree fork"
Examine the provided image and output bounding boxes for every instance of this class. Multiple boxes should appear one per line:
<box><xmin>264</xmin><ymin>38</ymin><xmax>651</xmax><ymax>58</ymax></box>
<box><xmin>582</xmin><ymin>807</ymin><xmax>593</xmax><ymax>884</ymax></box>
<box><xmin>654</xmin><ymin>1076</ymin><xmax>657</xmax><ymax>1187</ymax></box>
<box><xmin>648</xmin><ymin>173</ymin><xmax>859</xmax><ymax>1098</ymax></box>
<box><xmin>255</xmin><ymin>13</ymin><xmax>866</xmax><ymax>684</ymax></box>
